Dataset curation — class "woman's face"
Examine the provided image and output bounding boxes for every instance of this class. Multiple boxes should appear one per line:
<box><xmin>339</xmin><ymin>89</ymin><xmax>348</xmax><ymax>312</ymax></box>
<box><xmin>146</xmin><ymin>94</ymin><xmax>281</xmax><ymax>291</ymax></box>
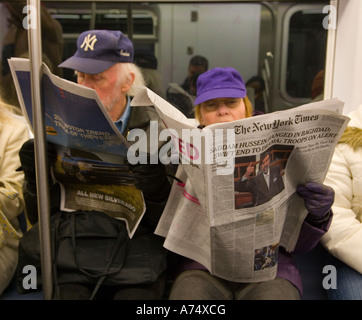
<box><xmin>199</xmin><ymin>98</ymin><xmax>246</xmax><ymax>126</ymax></box>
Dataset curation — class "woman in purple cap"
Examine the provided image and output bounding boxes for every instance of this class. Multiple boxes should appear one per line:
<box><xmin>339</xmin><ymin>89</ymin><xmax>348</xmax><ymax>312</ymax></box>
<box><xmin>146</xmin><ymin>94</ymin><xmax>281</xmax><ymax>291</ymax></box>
<box><xmin>168</xmin><ymin>67</ymin><xmax>335</xmax><ymax>300</ymax></box>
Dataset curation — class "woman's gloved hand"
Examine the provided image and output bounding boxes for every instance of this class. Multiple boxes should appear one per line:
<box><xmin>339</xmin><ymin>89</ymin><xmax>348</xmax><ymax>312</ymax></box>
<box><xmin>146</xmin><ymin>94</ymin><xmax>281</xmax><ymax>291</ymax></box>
<box><xmin>296</xmin><ymin>182</ymin><xmax>334</xmax><ymax>224</ymax></box>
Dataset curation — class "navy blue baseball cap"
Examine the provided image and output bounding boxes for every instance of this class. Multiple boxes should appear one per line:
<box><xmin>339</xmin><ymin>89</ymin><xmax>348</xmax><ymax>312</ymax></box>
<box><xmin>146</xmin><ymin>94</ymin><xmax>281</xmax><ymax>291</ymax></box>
<box><xmin>58</xmin><ymin>30</ymin><xmax>134</xmax><ymax>74</ymax></box>
<box><xmin>194</xmin><ymin>67</ymin><xmax>246</xmax><ymax>105</ymax></box>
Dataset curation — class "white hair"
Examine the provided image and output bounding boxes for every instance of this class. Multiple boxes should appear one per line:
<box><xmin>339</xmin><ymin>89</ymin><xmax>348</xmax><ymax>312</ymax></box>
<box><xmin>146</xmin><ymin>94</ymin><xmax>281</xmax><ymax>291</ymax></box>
<box><xmin>116</xmin><ymin>63</ymin><xmax>146</xmax><ymax>97</ymax></box>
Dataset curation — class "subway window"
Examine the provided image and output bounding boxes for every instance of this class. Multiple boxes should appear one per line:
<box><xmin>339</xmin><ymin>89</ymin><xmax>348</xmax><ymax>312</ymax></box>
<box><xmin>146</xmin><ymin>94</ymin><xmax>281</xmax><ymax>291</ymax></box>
<box><xmin>281</xmin><ymin>4</ymin><xmax>328</xmax><ymax>104</ymax></box>
<box><xmin>94</xmin><ymin>12</ymin><xmax>156</xmax><ymax>36</ymax></box>
<box><xmin>50</xmin><ymin>12</ymin><xmax>91</xmax><ymax>35</ymax></box>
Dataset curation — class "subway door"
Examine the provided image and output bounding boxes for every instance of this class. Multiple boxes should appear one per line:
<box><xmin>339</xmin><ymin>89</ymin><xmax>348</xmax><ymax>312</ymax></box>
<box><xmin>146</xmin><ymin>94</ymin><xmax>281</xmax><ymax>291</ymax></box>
<box><xmin>164</xmin><ymin>3</ymin><xmax>260</xmax><ymax>87</ymax></box>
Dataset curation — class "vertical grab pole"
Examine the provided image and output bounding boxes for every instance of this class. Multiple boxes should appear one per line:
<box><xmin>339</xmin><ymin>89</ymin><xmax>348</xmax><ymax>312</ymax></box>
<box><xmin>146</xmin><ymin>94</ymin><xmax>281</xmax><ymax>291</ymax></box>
<box><xmin>127</xmin><ymin>3</ymin><xmax>133</xmax><ymax>42</ymax></box>
<box><xmin>26</xmin><ymin>0</ymin><xmax>53</xmax><ymax>299</ymax></box>
<box><xmin>324</xmin><ymin>0</ymin><xmax>339</xmax><ymax>100</ymax></box>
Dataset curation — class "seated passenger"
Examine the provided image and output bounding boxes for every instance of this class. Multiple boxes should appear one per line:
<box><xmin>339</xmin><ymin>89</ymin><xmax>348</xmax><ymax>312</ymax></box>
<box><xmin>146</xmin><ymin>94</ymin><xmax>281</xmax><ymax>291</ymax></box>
<box><xmin>166</xmin><ymin>72</ymin><xmax>202</xmax><ymax>118</ymax></box>
<box><xmin>180</xmin><ymin>55</ymin><xmax>209</xmax><ymax>93</ymax></box>
<box><xmin>0</xmin><ymin>99</ymin><xmax>30</xmax><ymax>295</ymax></box>
<box><xmin>168</xmin><ymin>67</ymin><xmax>335</xmax><ymax>300</ymax></box>
<box><xmin>321</xmin><ymin>104</ymin><xmax>362</xmax><ymax>300</ymax></box>
<box><xmin>166</xmin><ymin>55</ymin><xmax>208</xmax><ymax>118</ymax></box>
<box><xmin>0</xmin><ymin>2</ymin><xmax>63</xmax><ymax>108</ymax></box>
<box><xmin>245</xmin><ymin>75</ymin><xmax>266</xmax><ymax>114</ymax></box>
<box><xmin>19</xmin><ymin>30</ymin><xmax>171</xmax><ymax>300</ymax></box>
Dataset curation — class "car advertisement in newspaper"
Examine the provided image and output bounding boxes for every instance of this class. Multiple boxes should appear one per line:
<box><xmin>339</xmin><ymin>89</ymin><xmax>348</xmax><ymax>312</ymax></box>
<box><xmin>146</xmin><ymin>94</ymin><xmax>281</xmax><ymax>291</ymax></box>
<box><xmin>131</xmin><ymin>87</ymin><xmax>349</xmax><ymax>282</ymax></box>
<box><xmin>9</xmin><ymin>58</ymin><xmax>145</xmax><ymax>238</ymax></box>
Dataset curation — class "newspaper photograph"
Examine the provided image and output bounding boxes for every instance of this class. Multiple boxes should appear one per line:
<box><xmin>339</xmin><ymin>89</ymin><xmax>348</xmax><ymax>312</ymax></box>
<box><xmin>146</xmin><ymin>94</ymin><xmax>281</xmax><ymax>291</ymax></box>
<box><xmin>9</xmin><ymin>57</ymin><xmax>145</xmax><ymax>237</ymax></box>
<box><xmin>132</xmin><ymin>87</ymin><xmax>350</xmax><ymax>282</ymax></box>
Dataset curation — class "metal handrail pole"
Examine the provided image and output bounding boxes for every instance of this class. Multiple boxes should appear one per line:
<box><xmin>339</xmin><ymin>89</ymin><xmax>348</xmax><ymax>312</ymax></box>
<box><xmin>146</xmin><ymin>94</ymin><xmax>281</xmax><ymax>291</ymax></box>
<box><xmin>324</xmin><ymin>0</ymin><xmax>339</xmax><ymax>100</ymax></box>
<box><xmin>27</xmin><ymin>0</ymin><xmax>53</xmax><ymax>300</ymax></box>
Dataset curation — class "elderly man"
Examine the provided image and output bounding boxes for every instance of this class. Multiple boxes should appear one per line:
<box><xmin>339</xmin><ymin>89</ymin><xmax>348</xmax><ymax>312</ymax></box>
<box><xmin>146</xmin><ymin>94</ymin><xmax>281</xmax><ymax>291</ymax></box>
<box><xmin>19</xmin><ymin>30</ymin><xmax>171</xmax><ymax>300</ymax></box>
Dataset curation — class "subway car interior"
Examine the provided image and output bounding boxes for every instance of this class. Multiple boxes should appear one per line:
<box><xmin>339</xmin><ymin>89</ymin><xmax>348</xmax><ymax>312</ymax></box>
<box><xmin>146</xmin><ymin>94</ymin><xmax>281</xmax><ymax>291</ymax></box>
<box><xmin>0</xmin><ymin>0</ymin><xmax>361</xmax><ymax>301</ymax></box>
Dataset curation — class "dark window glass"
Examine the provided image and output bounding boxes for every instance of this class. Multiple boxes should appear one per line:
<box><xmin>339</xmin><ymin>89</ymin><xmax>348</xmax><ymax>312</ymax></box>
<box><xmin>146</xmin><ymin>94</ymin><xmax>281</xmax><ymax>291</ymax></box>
<box><xmin>286</xmin><ymin>11</ymin><xmax>328</xmax><ymax>99</ymax></box>
<box><xmin>95</xmin><ymin>13</ymin><xmax>154</xmax><ymax>35</ymax></box>
<box><xmin>51</xmin><ymin>14</ymin><xmax>91</xmax><ymax>34</ymax></box>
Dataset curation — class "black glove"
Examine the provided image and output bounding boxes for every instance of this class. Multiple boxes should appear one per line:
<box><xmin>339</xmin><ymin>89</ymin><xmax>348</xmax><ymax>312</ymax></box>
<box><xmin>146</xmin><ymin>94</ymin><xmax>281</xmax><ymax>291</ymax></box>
<box><xmin>130</xmin><ymin>162</ymin><xmax>171</xmax><ymax>202</ymax></box>
<box><xmin>19</xmin><ymin>139</ymin><xmax>57</xmax><ymax>193</ymax></box>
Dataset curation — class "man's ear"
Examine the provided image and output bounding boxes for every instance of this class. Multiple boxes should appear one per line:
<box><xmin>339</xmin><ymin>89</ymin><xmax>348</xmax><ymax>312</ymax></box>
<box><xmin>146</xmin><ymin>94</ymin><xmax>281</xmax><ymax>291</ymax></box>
<box><xmin>121</xmin><ymin>72</ymin><xmax>135</xmax><ymax>93</ymax></box>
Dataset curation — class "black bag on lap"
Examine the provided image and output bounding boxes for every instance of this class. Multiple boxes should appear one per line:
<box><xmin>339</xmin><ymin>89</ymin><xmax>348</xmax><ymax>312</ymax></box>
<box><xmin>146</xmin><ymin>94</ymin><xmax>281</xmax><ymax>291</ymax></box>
<box><xmin>16</xmin><ymin>210</ymin><xmax>167</xmax><ymax>297</ymax></box>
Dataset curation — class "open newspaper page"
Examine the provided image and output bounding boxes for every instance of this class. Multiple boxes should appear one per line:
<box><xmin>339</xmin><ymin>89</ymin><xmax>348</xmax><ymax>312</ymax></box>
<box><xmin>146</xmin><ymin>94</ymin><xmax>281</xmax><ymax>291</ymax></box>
<box><xmin>132</xmin><ymin>87</ymin><xmax>349</xmax><ymax>282</ymax></box>
<box><xmin>9</xmin><ymin>57</ymin><xmax>145</xmax><ymax>237</ymax></box>
<box><xmin>155</xmin><ymin>164</ymin><xmax>212</xmax><ymax>270</ymax></box>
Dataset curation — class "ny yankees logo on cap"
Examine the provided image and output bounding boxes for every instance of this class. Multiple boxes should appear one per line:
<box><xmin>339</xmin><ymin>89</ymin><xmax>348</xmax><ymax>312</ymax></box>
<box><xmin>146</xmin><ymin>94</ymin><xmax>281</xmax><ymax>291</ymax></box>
<box><xmin>80</xmin><ymin>34</ymin><xmax>98</xmax><ymax>51</ymax></box>
<box><xmin>120</xmin><ymin>49</ymin><xmax>130</xmax><ymax>57</ymax></box>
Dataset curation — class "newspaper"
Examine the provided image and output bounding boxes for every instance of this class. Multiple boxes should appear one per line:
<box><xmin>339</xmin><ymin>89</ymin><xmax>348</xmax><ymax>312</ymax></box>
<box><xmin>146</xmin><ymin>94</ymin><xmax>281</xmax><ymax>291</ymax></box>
<box><xmin>131</xmin><ymin>87</ymin><xmax>349</xmax><ymax>282</ymax></box>
<box><xmin>9</xmin><ymin>57</ymin><xmax>145</xmax><ymax>238</ymax></box>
